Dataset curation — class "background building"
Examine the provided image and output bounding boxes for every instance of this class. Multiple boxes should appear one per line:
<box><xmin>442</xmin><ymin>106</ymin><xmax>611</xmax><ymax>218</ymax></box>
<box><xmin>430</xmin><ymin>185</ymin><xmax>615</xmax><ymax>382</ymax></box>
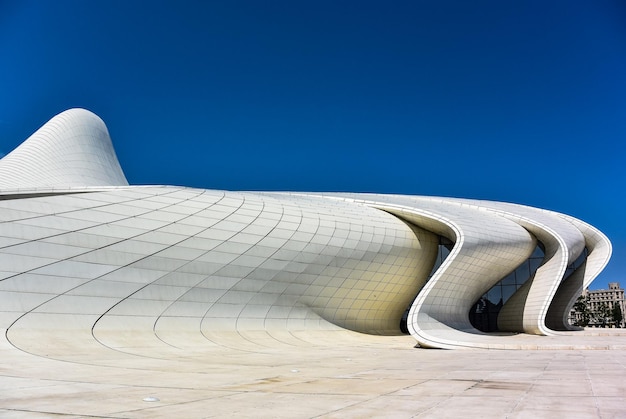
<box><xmin>570</xmin><ymin>282</ymin><xmax>625</xmax><ymax>328</ymax></box>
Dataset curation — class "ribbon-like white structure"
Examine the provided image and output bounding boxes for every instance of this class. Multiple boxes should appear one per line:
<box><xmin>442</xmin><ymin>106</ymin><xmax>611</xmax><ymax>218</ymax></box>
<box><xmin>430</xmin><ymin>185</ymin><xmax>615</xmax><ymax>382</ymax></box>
<box><xmin>0</xmin><ymin>109</ymin><xmax>611</xmax><ymax>350</ymax></box>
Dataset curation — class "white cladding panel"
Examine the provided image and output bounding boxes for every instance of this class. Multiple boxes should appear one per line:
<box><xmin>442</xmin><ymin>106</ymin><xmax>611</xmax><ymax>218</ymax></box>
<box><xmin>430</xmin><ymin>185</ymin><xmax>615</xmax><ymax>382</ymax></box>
<box><xmin>0</xmin><ymin>109</ymin><xmax>612</xmax><ymax>350</ymax></box>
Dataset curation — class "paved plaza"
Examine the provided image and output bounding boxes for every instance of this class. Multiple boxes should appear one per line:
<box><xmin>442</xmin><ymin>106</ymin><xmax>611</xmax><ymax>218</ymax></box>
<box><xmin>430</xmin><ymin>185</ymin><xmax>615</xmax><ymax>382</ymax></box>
<box><xmin>1</xmin><ymin>329</ymin><xmax>625</xmax><ymax>418</ymax></box>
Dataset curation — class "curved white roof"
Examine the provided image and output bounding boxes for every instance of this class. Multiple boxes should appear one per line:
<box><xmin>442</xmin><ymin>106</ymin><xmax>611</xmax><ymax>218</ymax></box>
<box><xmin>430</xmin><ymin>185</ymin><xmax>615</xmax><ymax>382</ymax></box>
<box><xmin>0</xmin><ymin>109</ymin><xmax>612</xmax><ymax>350</ymax></box>
<box><xmin>0</xmin><ymin>108</ymin><xmax>128</xmax><ymax>189</ymax></box>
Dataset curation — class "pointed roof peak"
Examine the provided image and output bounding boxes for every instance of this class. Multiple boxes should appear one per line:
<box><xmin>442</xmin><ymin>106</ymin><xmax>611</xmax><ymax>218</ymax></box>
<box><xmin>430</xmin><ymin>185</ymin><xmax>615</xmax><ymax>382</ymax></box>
<box><xmin>0</xmin><ymin>109</ymin><xmax>129</xmax><ymax>189</ymax></box>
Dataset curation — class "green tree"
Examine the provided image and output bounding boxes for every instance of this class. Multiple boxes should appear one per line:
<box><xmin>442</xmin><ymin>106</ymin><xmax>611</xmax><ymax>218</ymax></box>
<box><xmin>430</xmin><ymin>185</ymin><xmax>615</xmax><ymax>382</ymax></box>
<box><xmin>573</xmin><ymin>295</ymin><xmax>591</xmax><ymax>327</ymax></box>
<box><xmin>594</xmin><ymin>302</ymin><xmax>612</xmax><ymax>327</ymax></box>
<box><xmin>612</xmin><ymin>305</ymin><xmax>623</xmax><ymax>328</ymax></box>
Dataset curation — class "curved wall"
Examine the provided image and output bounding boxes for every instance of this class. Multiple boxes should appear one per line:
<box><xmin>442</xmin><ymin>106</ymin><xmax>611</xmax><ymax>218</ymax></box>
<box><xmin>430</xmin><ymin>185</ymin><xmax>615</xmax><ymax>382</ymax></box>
<box><xmin>0</xmin><ymin>109</ymin><xmax>612</xmax><ymax>350</ymax></box>
<box><xmin>0</xmin><ymin>186</ymin><xmax>441</xmax><ymax>363</ymax></box>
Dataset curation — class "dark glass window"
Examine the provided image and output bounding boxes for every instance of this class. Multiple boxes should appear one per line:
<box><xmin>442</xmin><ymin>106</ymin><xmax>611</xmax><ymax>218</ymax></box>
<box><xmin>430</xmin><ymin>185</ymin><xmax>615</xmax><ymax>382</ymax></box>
<box><xmin>469</xmin><ymin>245</ymin><xmax>589</xmax><ymax>332</ymax></box>
<box><xmin>469</xmin><ymin>244</ymin><xmax>545</xmax><ymax>332</ymax></box>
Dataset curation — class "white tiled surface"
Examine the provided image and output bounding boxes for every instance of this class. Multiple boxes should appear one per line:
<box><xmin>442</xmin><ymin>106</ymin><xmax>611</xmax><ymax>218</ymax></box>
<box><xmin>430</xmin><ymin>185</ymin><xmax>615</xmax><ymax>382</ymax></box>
<box><xmin>0</xmin><ymin>109</ymin><xmax>128</xmax><ymax>188</ymax></box>
<box><xmin>0</xmin><ymin>109</ymin><xmax>612</xmax><ymax>354</ymax></box>
<box><xmin>0</xmin><ymin>187</ymin><xmax>440</xmax><ymax>358</ymax></box>
<box><xmin>288</xmin><ymin>193</ymin><xmax>611</xmax><ymax>349</ymax></box>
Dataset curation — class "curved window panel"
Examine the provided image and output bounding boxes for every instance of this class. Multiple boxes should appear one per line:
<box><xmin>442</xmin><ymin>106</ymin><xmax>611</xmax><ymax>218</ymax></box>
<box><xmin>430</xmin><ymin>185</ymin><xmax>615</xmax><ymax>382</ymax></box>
<box><xmin>469</xmin><ymin>244</ymin><xmax>545</xmax><ymax>332</ymax></box>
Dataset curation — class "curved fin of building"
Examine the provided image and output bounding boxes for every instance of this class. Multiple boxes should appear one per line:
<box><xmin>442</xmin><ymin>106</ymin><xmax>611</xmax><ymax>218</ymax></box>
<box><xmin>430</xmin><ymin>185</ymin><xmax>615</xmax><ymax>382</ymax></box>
<box><xmin>545</xmin><ymin>216</ymin><xmax>612</xmax><ymax>331</ymax></box>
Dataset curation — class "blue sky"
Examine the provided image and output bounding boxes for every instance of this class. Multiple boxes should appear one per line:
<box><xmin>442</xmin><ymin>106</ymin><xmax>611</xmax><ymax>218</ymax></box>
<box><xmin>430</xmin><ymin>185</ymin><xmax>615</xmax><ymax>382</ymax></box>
<box><xmin>1</xmin><ymin>1</ymin><xmax>624</xmax><ymax>289</ymax></box>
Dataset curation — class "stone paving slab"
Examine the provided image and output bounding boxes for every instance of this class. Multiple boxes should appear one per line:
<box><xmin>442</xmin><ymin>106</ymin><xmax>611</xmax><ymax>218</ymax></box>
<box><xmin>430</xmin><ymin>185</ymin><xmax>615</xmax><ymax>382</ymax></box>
<box><xmin>1</xmin><ymin>330</ymin><xmax>626</xmax><ymax>417</ymax></box>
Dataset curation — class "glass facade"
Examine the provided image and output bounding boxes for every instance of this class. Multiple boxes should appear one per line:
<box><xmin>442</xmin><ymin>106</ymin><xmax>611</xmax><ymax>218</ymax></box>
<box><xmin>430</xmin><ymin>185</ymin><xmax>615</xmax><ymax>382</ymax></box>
<box><xmin>401</xmin><ymin>233</ymin><xmax>589</xmax><ymax>334</ymax></box>
<box><xmin>469</xmin><ymin>245</ymin><xmax>589</xmax><ymax>332</ymax></box>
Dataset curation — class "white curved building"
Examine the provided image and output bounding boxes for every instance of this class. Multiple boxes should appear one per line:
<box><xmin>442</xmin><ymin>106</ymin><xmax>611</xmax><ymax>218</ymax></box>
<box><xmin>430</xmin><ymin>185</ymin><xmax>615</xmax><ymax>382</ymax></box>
<box><xmin>0</xmin><ymin>109</ymin><xmax>612</xmax><ymax>350</ymax></box>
